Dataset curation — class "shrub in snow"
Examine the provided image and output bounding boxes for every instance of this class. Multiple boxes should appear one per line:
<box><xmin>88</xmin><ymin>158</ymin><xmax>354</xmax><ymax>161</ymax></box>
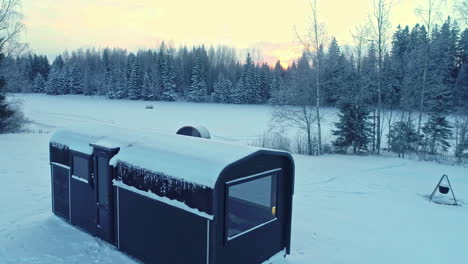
<box><xmin>145</xmin><ymin>105</ymin><xmax>154</xmax><ymax>110</ymax></box>
<box><xmin>388</xmin><ymin>120</ymin><xmax>418</xmax><ymax>158</ymax></box>
<box><xmin>0</xmin><ymin>96</ymin><xmax>27</xmax><ymax>134</ymax></box>
<box><xmin>250</xmin><ymin>132</ymin><xmax>291</xmax><ymax>152</ymax></box>
<box><xmin>295</xmin><ymin>134</ymin><xmax>320</xmax><ymax>155</ymax></box>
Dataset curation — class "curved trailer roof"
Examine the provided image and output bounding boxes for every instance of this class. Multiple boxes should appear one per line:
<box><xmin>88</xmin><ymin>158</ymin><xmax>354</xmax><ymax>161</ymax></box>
<box><xmin>51</xmin><ymin>128</ymin><xmax>287</xmax><ymax>188</ymax></box>
<box><xmin>51</xmin><ymin>128</ymin><xmax>294</xmax><ymax>218</ymax></box>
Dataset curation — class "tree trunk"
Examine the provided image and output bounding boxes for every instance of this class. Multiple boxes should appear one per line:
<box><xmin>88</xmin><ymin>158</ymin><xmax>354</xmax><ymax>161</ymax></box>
<box><xmin>376</xmin><ymin>14</ymin><xmax>383</xmax><ymax>155</ymax></box>
<box><xmin>417</xmin><ymin>49</ymin><xmax>429</xmax><ymax>145</ymax></box>
<box><xmin>307</xmin><ymin>126</ymin><xmax>313</xmax><ymax>156</ymax></box>
<box><xmin>316</xmin><ymin>69</ymin><xmax>322</xmax><ymax>155</ymax></box>
<box><xmin>312</xmin><ymin>0</ymin><xmax>322</xmax><ymax>155</ymax></box>
<box><xmin>372</xmin><ymin>108</ymin><xmax>376</xmax><ymax>152</ymax></box>
<box><xmin>417</xmin><ymin>0</ymin><xmax>433</xmax><ymax>154</ymax></box>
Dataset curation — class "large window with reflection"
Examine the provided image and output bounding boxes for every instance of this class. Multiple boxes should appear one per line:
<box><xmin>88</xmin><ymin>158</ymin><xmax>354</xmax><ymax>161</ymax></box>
<box><xmin>226</xmin><ymin>169</ymin><xmax>280</xmax><ymax>240</ymax></box>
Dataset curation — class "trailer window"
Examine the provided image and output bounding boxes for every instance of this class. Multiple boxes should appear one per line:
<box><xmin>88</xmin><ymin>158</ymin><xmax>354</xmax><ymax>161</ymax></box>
<box><xmin>226</xmin><ymin>170</ymin><xmax>279</xmax><ymax>240</ymax></box>
<box><xmin>72</xmin><ymin>155</ymin><xmax>89</xmax><ymax>181</ymax></box>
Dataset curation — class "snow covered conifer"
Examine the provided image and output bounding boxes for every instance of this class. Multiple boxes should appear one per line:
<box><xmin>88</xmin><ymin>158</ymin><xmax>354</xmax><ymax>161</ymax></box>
<box><xmin>212</xmin><ymin>74</ymin><xmax>232</xmax><ymax>103</ymax></box>
<box><xmin>333</xmin><ymin>101</ymin><xmax>372</xmax><ymax>153</ymax></box>
<box><xmin>236</xmin><ymin>54</ymin><xmax>257</xmax><ymax>104</ymax></box>
<box><xmin>187</xmin><ymin>59</ymin><xmax>208</xmax><ymax>102</ymax></box>
<box><xmin>323</xmin><ymin>38</ymin><xmax>346</xmax><ymax>104</ymax></box>
<box><xmin>258</xmin><ymin>63</ymin><xmax>271</xmax><ymax>103</ymax></box>
<box><xmin>33</xmin><ymin>73</ymin><xmax>46</xmax><ymax>93</ymax></box>
<box><xmin>142</xmin><ymin>72</ymin><xmax>154</xmax><ymax>101</ymax></box>
<box><xmin>422</xmin><ymin>86</ymin><xmax>453</xmax><ymax>154</ymax></box>
<box><xmin>159</xmin><ymin>48</ymin><xmax>178</xmax><ymax>102</ymax></box>
<box><xmin>45</xmin><ymin>68</ymin><xmax>66</xmax><ymax>95</ymax></box>
<box><xmin>66</xmin><ymin>64</ymin><xmax>85</xmax><ymax>94</ymax></box>
<box><xmin>388</xmin><ymin>120</ymin><xmax>418</xmax><ymax>158</ymax></box>
<box><xmin>114</xmin><ymin>69</ymin><xmax>127</xmax><ymax>99</ymax></box>
<box><xmin>127</xmin><ymin>56</ymin><xmax>143</xmax><ymax>100</ymax></box>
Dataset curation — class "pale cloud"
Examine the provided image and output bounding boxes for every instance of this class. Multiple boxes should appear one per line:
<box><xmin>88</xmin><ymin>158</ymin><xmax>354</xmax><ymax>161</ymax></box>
<box><xmin>20</xmin><ymin>0</ymin><xmax>455</xmax><ymax>64</ymax></box>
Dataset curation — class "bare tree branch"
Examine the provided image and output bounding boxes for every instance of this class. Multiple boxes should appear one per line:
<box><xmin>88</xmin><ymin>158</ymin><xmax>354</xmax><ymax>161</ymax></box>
<box><xmin>0</xmin><ymin>0</ymin><xmax>26</xmax><ymax>56</ymax></box>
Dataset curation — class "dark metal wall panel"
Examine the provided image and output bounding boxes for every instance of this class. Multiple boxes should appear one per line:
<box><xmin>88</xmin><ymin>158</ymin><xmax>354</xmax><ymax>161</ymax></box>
<box><xmin>51</xmin><ymin>165</ymin><xmax>70</xmax><ymax>221</ymax></box>
<box><xmin>50</xmin><ymin>145</ymin><xmax>70</xmax><ymax>166</ymax></box>
<box><xmin>70</xmin><ymin>179</ymin><xmax>96</xmax><ymax>235</ymax></box>
<box><xmin>117</xmin><ymin>187</ymin><xmax>208</xmax><ymax>264</ymax></box>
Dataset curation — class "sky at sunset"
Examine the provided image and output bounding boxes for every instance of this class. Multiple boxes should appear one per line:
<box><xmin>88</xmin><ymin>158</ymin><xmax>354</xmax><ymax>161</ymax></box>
<box><xmin>21</xmin><ymin>0</ymin><xmax>454</xmax><ymax>66</ymax></box>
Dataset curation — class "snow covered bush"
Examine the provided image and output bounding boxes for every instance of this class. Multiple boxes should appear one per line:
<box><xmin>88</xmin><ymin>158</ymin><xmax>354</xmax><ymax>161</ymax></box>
<box><xmin>250</xmin><ymin>132</ymin><xmax>291</xmax><ymax>152</ymax></box>
<box><xmin>0</xmin><ymin>97</ymin><xmax>27</xmax><ymax>133</ymax></box>
<box><xmin>0</xmin><ymin>59</ymin><xmax>27</xmax><ymax>133</ymax></box>
<box><xmin>388</xmin><ymin>120</ymin><xmax>418</xmax><ymax>158</ymax></box>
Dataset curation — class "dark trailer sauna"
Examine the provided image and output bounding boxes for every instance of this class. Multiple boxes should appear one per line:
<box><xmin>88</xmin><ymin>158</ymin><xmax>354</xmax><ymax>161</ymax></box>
<box><xmin>49</xmin><ymin>129</ymin><xmax>295</xmax><ymax>264</ymax></box>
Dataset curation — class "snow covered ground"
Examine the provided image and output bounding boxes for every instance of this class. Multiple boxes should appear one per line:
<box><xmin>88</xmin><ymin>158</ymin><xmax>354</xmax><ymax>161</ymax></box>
<box><xmin>1</xmin><ymin>94</ymin><xmax>468</xmax><ymax>264</ymax></box>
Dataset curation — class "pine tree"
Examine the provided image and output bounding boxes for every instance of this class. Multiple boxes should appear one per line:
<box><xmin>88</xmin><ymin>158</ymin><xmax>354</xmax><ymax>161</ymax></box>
<box><xmin>388</xmin><ymin>25</ymin><xmax>411</xmax><ymax>108</ymax></box>
<box><xmin>236</xmin><ymin>54</ymin><xmax>257</xmax><ymax>104</ymax></box>
<box><xmin>151</xmin><ymin>69</ymin><xmax>162</xmax><ymax>101</ymax></box>
<box><xmin>269</xmin><ymin>61</ymin><xmax>285</xmax><ymax>104</ymax></box>
<box><xmin>259</xmin><ymin>63</ymin><xmax>271</xmax><ymax>103</ymax></box>
<box><xmin>401</xmin><ymin>24</ymin><xmax>427</xmax><ymax>110</ymax></box>
<box><xmin>323</xmin><ymin>37</ymin><xmax>346</xmax><ymax>104</ymax></box>
<box><xmin>142</xmin><ymin>72</ymin><xmax>155</xmax><ymax>101</ymax></box>
<box><xmin>422</xmin><ymin>86</ymin><xmax>453</xmax><ymax>154</ymax></box>
<box><xmin>231</xmin><ymin>81</ymin><xmax>244</xmax><ymax>104</ymax></box>
<box><xmin>332</xmin><ymin>101</ymin><xmax>372</xmax><ymax>153</ymax></box>
<box><xmin>288</xmin><ymin>53</ymin><xmax>313</xmax><ymax>106</ymax></box>
<box><xmin>45</xmin><ymin>68</ymin><xmax>66</xmax><ymax>95</ymax></box>
<box><xmin>66</xmin><ymin>64</ymin><xmax>83</xmax><ymax>94</ymax></box>
<box><xmin>459</xmin><ymin>29</ymin><xmax>468</xmax><ymax>65</ymax></box>
<box><xmin>127</xmin><ymin>55</ymin><xmax>143</xmax><ymax>100</ymax></box>
<box><xmin>159</xmin><ymin>47</ymin><xmax>178</xmax><ymax>102</ymax></box>
<box><xmin>114</xmin><ymin>68</ymin><xmax>127</xmax><ymax>99</ymax></box>
<box><xmin>187</xmin><ymin>58</ymin><xmax>208</xmax><ymax>102</ymax></box>
<box><xmin>33</xmin><ymin>73</ymin><xmax>46</xmax><ymax>93</ymax></box>
<box><xmin>388</xmin><ymin>119</ymin><xmax>418</xmax><ymax>158</ymax></box>
<box><xmin>456</xmin><ymin>64</ymin><xmax>468</xmax><ymax>112</ymax></box>
<box><xmin>252</xmin><ymin>66</ymin><xmax>262</xmax><ymax>104</ymax></box>
<box><xmin>52</xmin><ymin>55</ymin><xmax>65</xmax><ymax>70</ymax></box>
<box><xmin>212</xmin><ymin>74</ymin><xmax>232</xmax><ymax>103</ymax></box>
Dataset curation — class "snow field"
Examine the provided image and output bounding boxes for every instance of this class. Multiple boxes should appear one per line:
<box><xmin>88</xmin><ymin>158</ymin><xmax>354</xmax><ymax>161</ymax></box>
<box><xmin>1</xmin><ymin>94</ymin><xmax>467</xmax><ymax>263</ymax></box>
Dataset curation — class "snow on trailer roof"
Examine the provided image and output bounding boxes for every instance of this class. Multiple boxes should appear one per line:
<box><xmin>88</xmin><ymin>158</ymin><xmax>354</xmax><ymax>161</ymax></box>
<box><xmin>50</xmin><ymin>128</ymin><xmax>271</xmax><ymax>188</ymax></box>
<box><xmin>50</xmin><ymin>130</ymin><xmax>101</xmax><ymax>155</ymax></box>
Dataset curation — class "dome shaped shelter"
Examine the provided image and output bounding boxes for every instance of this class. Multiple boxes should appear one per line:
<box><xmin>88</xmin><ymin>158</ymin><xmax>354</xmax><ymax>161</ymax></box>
<box><xmin>176</xmin><ymin>125</ymin><xmax>211</xmax><ymax>139</ymax></box>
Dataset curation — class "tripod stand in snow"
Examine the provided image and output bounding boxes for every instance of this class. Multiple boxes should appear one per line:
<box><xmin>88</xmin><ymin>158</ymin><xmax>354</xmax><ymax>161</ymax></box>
<box><xmin>429</xmin><ymin>174</ymin><xmax>458</xmax><ymax>205</ymax></box>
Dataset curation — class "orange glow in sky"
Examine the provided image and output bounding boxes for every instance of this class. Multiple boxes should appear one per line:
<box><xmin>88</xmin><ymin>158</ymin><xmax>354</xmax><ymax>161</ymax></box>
<box><xmin>21</xmin><ymin>0</ymin><xmax>451</xmax><ymax>64</ymax></box>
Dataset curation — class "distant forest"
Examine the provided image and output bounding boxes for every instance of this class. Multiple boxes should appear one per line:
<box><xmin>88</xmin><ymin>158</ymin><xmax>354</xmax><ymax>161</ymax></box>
<box><xmin>4</xmin><ymin>18</ymin><xmax>467</xmax><ymax>109</ymax></box>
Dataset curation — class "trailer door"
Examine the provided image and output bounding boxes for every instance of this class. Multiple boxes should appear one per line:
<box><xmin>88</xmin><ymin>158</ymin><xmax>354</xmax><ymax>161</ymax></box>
<box><xmin>94</xmin><ymin>150</ymin><xmax>114</xmax><ymax>243</ymax></box>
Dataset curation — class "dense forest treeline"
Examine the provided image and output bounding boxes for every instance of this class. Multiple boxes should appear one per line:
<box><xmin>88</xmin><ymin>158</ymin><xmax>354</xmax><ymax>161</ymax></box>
<box><xmin>3</xmin><ymin>17</ymin><xmax>468</xmax><ymax>159</ymax></box>
<box><xmin>4</xmin><ymin>18</ymin><xmax>466</xmax><ymax>108</ymax></box>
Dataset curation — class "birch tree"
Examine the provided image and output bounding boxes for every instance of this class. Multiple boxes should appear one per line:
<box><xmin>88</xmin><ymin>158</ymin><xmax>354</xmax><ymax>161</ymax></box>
<box><xmin>415</xmin><ymin>0</ymin><xmax>443</xmax><ymax>154</ymax></box>
<box><xmin>370</xmin><ymin>0</ymin><xmax>392</xmax><ymax>154</ymax></box>
<box><xmin>294</xmin><ymin>0</ymin><xmax>326</xmax><ymax>155</ymax></box>
<box><xmin>0</xmin><ymin>0</ymin><xmax>26</xmax><ymax>133</ymax></box>
<box><xmin>0</xmin><ymin>0</ymin><xmax>26</xmax><ymax>56</ymax></box>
